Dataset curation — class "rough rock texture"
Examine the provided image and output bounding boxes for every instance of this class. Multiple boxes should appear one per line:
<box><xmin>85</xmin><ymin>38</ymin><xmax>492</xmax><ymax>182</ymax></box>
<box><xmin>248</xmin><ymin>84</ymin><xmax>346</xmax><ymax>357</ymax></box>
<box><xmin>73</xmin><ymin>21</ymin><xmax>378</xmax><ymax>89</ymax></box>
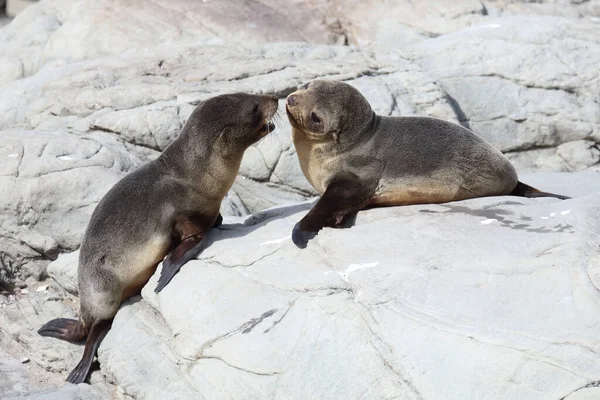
<box><xmin>0</xmin><ymin>348</ymin><xmax>28</xmax><ymax>397</ymax></box>
<box><xmin>0</xmin><ymin>0</ymin><xmax>341</xmax><ymax>86</ymax></box>
<box><xmin>0</xmin><ymin>41</ymin><xmax>455</xmax><ymax>286</ymax></box>
<box><xmin>407</xmin><ymin>16</ymin><xmax>600</xmax><ymax>173</ymax></box>
<box><xmin>1</xmin><ymin>0</ymin><xmax>600</xmax><ymax>397</ymax></box>
<box><xmin>2</xmin><ymin>0</ymin><xmax>599</xmax><ymax>85</ymax></box>
<box><xmin>0</xmin><ymin>129</ymin><xmax>144</xmax><ymax>286</ymax></box>
<box><xmin>34</xmin><ymin>172</ymin><xmax>600</xmax><ymax>400</ymax></box>
<box><xmin>0</xmin><ymin>285</ymin><xmax>118</xmax><ymax>399</ymax></box>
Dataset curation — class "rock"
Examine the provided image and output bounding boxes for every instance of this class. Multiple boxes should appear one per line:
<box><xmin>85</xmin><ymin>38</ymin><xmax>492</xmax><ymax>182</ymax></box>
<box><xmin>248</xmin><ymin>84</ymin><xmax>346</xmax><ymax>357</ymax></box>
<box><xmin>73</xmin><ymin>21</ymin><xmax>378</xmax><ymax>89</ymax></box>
<box><xmin>1</xmin><ymin>1</ymin><xmax>599</xmax><ymax>396</ymax></box>
<box><xmin>0</xmin><ymin>129</ymin><xmax>144</xmax><ymax>286</ymax></box>
<box><xmin>94</xmin><ymin>172</ymin><xmax>600</xmax><ymax>400</ymax></box>
<box><xmin>484</xmin><ymin>0</ymin><xmax>600</xmax><ymax>20</ymax></box>
<box><xmin>5</xmin><ymin>0</ymin><xmax>35</xmax><ymax>18</ymax></box>
<box><xmin>0</xmin><ymin>349</ymin><xmax>28</xmax><ymax>397</ymax></box>
<box><xmin>407</xmin><ymin>16</ymin><xmax>600</xmax><ymax>169</ymax></box>
<box><xmin>4</xmin><ymin>383</ymin><xmax>114</xmax><ymax>400</ymax></box>
<box><xmin>2</xmin><ymin>0</ymin><xmax>599</xmax><ymax>85</ymax></box>
<box><xmin>46</xmin><ymin>252</ymin><xmax>78</xmax><ymax>296</ymax></box>
<box><xmin>0</xmin><ymin>287</ymin><xmax>119</xmax><ymax>398</ymax></box>
<box><xmin>0</xmin><ymin>0</ymin><xmax>339</xmax><ymax>85</ymax></box>
<box><xmin>0</xmin><ymin>41</ymin><xmax>456</xmax><ymax>283</ymax></box>
<box><xmin>0</xmin><ymin>290</ymin><xmax>80</xmax><ymax>375</ymax></box>
<box><xmin>565</xmin><ymin>387</ymin><xmax>600</xmax><ymax>400</ymax></box>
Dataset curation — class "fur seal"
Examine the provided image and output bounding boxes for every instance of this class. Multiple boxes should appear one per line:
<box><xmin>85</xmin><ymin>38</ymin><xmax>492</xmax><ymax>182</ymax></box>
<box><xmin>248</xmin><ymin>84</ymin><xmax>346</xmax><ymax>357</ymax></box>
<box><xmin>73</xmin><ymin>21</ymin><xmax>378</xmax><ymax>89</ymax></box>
<box><xmin>38</xmin><ymin>93</ymin><xmax>278</xmax><ymax>383</ymax></box>
<box><xmin>285</xmin><ymin>80</ymin><xmax>569</xmax><ymax>248</ymax></box>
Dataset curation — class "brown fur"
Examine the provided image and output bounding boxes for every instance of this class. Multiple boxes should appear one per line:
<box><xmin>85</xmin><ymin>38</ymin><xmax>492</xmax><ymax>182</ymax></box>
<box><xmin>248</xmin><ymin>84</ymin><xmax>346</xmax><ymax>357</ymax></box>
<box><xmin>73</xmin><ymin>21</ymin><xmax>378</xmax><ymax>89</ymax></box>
<box><xmin>39</xmin><ymin>93</ymin><xmax>279</xmax><ymax>383</ymax></box>
<box><xmin>286</xmin><ymin>80</ymin><xmax>568</xmax><ymax>248</ymax></box>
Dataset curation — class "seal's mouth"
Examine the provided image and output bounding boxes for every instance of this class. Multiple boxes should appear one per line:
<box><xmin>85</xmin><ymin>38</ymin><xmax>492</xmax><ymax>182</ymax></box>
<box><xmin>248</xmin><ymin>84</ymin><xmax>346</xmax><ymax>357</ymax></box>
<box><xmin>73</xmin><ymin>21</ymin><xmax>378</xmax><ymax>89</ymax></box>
<box><xmin>285</xmin><ymin>106</ymin><xmax>300</xmax><ymax>128</ymax></box>
<box><xmin>255</xmin><ymin>97</ymin><xmax>278</xmax><ymax>137</ymax></box>
<box><xmin>258</xmin><ymin>118</ymin><xmax>276</xmax><ymax>137</ymax></box>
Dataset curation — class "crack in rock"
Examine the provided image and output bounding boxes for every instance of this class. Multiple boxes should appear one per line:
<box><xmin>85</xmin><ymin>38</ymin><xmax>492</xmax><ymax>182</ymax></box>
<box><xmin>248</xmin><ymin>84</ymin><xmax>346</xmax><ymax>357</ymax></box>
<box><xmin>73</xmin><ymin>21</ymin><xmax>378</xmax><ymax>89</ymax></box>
<box><xmin>200</xmin><ymin>355</ymin><xmax>280</xmax><ymax>377</ymax></box>
<box><xmin>560</xmin><ymin>380</ymin><xmax>600</xmax><ymax>400</ymax></box>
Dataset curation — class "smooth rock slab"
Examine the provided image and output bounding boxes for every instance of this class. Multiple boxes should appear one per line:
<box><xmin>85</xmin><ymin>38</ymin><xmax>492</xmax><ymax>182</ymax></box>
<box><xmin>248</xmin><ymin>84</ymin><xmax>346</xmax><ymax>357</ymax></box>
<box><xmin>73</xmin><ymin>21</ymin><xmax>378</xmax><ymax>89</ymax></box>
<box><xmin>94</xmin><ymin>172</ymin><xmax>600</xmax><ymax>400</ymax></box>
<box><xmin>407</xmin><ymin>16</ymin><xmax>600</xmax><ymax>170</ymax></box>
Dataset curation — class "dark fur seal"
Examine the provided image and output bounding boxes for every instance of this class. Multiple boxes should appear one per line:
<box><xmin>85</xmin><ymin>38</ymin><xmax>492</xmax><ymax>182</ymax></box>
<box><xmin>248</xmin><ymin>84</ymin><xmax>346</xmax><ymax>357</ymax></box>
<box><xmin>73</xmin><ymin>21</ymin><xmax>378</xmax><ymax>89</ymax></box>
<box><xmin>38</xmin><ymin>93</ymin><xmax>278</xmax><ymax>383</ymax></box>
<box><xmin>286</xmin><ymin>80</ymin><xmax>568</xmax><ymax>248</ymax></box>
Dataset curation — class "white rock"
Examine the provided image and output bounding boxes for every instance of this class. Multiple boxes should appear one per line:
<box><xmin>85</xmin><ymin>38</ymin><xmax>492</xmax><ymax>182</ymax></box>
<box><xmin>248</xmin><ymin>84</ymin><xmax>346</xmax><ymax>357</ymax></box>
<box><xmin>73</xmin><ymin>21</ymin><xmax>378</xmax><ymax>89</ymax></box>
<box><xmin>47</xmin><ymin>252</ymin><xmax>79</xmax><ymax>296</ymax></box>
<box><xmin>96</xmin><ymin>172</ymin><xmax>600</xmax><ymax>400</ymax></box>
<box><xmin>407</xmin><ymin>16</ymin><xmax>600</xmax><ymax>164</ymax></box>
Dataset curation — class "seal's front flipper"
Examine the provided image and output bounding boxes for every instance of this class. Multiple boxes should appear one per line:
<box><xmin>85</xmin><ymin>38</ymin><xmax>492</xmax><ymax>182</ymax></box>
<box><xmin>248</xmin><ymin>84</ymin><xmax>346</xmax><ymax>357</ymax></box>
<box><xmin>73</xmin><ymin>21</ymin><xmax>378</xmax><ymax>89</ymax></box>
<box><xmin>66</xmin><ymin>319</ymin><xmax>112</xmax><ymax>384</ymax></box>
<box><xmin>156</xmin><ymin>216</ymin><xmax>209</xmax><ymax>293</ymax></box>
<box><xmin>155</xmin><ymin>234</ymin><xmax>206</xmax><ymax>292</ymax></box>
<box><xmin>293</xmin><ymin>173</ymin><xmax>376</xmax><ymax>248</ymax></box>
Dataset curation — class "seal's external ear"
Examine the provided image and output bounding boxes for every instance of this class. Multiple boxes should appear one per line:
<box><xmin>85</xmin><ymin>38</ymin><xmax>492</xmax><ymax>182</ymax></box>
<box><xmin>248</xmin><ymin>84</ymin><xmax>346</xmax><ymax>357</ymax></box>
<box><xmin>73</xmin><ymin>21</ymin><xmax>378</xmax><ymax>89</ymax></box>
<box><xmin>292</xmin><ymin>172</ymin><xmax>377</xmax><ymax>248</ymax></box>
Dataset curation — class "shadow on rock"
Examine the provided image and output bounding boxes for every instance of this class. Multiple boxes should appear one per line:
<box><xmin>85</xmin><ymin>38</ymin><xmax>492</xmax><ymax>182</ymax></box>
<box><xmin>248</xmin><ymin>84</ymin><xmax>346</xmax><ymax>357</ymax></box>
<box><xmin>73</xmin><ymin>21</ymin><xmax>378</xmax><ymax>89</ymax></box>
<box><xmin>202</xmin><ymin>201</ymin><xmax>315</xmax><ymax>249</ymax></box>
<box><xmin>420</xmin><ymin>203</ymin><xmax>575</xmax><ymax>234</ymax></box>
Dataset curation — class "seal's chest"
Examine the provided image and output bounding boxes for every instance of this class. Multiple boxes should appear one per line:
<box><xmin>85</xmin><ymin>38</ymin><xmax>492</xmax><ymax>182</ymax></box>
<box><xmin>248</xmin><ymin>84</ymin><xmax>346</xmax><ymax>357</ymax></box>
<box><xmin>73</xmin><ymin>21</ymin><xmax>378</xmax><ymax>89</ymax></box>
<box><xmin>293</xmin><ymin>133</ymin><xmax>328</xmax><ymax>194</ymax></box>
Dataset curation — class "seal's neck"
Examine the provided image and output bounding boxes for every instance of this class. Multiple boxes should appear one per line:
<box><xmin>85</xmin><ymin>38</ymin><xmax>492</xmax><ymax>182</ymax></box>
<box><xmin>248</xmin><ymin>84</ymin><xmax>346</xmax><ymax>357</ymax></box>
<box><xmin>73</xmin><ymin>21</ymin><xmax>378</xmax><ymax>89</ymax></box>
<box><xmin>338</xmin><ymin>111</ymin><xmax>380</xmax><ymax>149</ymax></box>
<box><xmin>158</xmin><ymin>127</ymin><xmax>242</xmax><ymax>200</ymax></box>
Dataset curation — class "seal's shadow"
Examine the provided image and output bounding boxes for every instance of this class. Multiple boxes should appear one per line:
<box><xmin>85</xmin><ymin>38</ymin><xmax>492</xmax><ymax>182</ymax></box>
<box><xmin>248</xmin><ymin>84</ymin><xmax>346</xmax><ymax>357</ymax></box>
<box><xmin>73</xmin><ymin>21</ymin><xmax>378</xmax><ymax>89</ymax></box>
<box><xmin>420</xmin><ymin>203</ymin><xmax>574</xmax><ymax>234</ymax></box>
<box><xmin>200</xmin><ymin>201</ymin><xmax>315</xmax><ymax>250</ymax></box>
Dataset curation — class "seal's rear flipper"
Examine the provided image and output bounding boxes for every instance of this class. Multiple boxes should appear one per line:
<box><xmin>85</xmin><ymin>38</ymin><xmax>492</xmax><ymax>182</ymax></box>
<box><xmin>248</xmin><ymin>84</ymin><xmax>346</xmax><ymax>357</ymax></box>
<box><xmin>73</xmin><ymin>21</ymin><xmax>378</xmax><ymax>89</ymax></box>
<box><xmin>155</xmin><ymin>233</ymin><xmax>207</xmax><ymax>293</ymax></box>
<box><xmin>510</xmin><ymin>181</ymin><xmax>570</xmax><ymax>200</ymax></box>
<box><xmin>66</xmin><ymin>319</ymin><xmax>112</xmax><ymax>384</ymax></box>
<box><xmin>38</xmin><ymin>318</ymin><xmax>87</xmax><ymax>343</ymax></box>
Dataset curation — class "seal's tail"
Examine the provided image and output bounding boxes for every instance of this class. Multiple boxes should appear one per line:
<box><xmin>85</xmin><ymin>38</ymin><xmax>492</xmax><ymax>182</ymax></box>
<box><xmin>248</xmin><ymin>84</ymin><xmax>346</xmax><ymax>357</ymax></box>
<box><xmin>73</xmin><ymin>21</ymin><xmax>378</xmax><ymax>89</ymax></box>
<box><xmin>510</xmin><ymin>181</ymin><xmax>570</xmax><ymax>200</ymax></box>
<box><xmin>38</xmin><ymin>318</ymin><xmax>87</xmax><ymax>342</ymax></box>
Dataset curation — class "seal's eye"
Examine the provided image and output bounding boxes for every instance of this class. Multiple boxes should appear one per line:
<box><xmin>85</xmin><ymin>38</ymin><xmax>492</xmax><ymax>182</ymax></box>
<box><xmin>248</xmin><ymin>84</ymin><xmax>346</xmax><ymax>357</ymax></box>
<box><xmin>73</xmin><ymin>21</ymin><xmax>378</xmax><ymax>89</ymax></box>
<box><xmin>252</xmin><ymin>104</ymin><xmax>259</xmax><ymax>115</ymax></box>
<box><xmin>311</xmin><ymin>112</ymin><xmax>321</xmax><ymax>124</ymax></box>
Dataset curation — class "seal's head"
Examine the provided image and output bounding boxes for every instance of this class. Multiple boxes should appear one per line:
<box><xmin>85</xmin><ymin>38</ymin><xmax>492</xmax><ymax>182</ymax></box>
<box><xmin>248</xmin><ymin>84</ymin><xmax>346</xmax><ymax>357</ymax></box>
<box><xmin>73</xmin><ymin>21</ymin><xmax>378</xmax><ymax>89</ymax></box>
<box><xmin>186</xmin><ymin>93</ymin><xmax>278</xmax><ymax>156</ymax></box>
<box><xmin>285</xmin><ymin>80</ymin><xmax>374</xmax><ymax>144</ymax></box>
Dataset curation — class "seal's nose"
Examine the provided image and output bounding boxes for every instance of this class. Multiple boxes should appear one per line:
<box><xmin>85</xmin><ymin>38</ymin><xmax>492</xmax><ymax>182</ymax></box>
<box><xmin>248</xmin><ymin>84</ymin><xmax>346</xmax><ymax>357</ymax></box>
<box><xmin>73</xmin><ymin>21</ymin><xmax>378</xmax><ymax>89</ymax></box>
<box><xmin>287</xmin><ymin>95</ymin><xmax>297</xmax><ymax>106</ymax></box>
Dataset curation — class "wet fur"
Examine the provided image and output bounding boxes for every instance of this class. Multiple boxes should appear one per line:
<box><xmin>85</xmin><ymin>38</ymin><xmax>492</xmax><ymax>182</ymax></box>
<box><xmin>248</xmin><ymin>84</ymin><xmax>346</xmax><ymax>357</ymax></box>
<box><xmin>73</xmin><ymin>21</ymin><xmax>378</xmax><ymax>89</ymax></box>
<box><xmin>38</xmin><ymin>93</ymin><xmax>279</xmax><ymax>383</ymax></box>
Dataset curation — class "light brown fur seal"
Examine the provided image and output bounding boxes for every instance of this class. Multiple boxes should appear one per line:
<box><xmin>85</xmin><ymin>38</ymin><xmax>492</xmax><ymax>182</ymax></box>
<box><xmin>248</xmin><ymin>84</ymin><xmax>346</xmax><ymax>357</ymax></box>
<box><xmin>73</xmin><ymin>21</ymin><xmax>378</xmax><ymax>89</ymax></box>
<box><xmin>285</xmin><ymin>80</ymin><xmax>568</xmax><ymax>248</ymax></box>
<box><xmin>38</xmin><ymin>93</ymin><xmax>278</xmax><ymax>383</ymax></box>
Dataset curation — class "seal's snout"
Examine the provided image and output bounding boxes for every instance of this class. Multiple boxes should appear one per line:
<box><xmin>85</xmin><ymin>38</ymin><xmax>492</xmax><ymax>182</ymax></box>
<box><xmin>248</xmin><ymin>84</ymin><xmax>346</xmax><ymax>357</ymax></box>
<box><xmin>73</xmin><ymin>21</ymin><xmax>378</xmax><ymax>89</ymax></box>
<box><xmin>256</xmin><ymin>96</ymin><xmax>278</xmax><ymax>137</ymax></box>
<box><xmin>287</xmin><ymin>94</ymin><xmax>297</xmax><ymax>107</ymax></box>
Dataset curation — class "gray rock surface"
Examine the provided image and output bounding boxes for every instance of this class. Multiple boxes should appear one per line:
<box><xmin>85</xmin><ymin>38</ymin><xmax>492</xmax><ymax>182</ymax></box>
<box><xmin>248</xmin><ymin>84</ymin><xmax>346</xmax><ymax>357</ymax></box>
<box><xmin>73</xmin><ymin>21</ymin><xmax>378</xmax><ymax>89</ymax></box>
<box><xmin>0</xmin><ymin>41</ymin><xmax>456</xmax><ymax>285</ymax></box>
<box><xmin>0</xmin><ymin>129</ymin><xmax>144</xmax><ymax>286</ymax></box>
<box><xmin>46</xmin><ymin>252</ymin><xmax>78</xmax><ymax>295</ymax></box>
<box><xmin>1</xmin><ymin>1</ymin><xmax>599</xmax><ymax>397</ymax></box>
<box><xmin>407</xmin><ymin>16</ymin><xmax>600</xmax><ymax>172</ymax></box>
<box><xmin>2</xmin><ymin>0</ymin><xmax>599</xmax><ymax>85</ymax></box>
<box><xmin>38</xmin><ymin>172</ymin><xmax>600</xmax><ymax>400</ymax></box>
<box><xmin>92</xmin><ymin>172</ymin><xmax>600</xmax><ymax>400</ymax></box>
<box><xmin>0</xmin><ymin>0</ymin><xmax>344</xmax><ymax>86</ymax></box>
<box><xmin>0</xmin><ymin>348</ymin><xmax>28</xmax><ymax>397</ymax></box>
